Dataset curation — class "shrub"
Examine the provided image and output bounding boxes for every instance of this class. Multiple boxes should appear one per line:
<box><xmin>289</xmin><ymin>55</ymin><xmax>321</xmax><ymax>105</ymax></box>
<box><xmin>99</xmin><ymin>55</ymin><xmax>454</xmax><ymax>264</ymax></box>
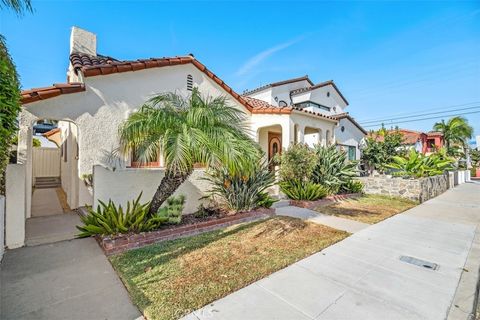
<box><xmin>361</xmin><ymin>129</ymin><xmax>404</xmax><ymax>173</ymax></box>
<box><xmin>156</xmin><ymin>195</ymin><xmax>185</xmax><ymax>224</ymax></box>
<box><xmin>280</xmin><ymin>180</ymin><xmax>328</xmax><ymax>201</ymax></box>
<box><xmin>311</xmin><ymin>145</ymin><xmax>358</xmax><ymax>194</ymax></box>
<box><xmin>277</xmin><ymin>143</ymin><xmax>317</xmax><ymax>182</ymax></box>
<box><xmin>0</xmin><ymin>36</ymin><xmax>21</xmax><ymax>195</ymax></box>
<box><xmin>77</xmin><ymin>193</ymin><xmax>166</xmax><ymax>237</ymax></box>
<box><xmin>204</xmin><ymin>161</ymin><xmax>276</xmax><ymax>213</ymax></box>
<box><xmin>387</xmin><ymin>149</ymin><xmax>454</xmax><ymax>178</ymax></box>
<box><xmin>257</xmin><ymin>192</ymin><xmax>277</xmax><ymax>208</ymax></box>
<box><xmin>341</xmin><ymin>180</ymin><xmax>363</xmax><ymax>193</ymax></box>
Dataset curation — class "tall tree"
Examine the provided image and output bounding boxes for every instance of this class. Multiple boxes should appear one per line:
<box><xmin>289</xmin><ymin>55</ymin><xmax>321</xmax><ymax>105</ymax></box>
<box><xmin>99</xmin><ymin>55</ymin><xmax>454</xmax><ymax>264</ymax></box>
<box><xmin>0</xmin><ymin>0</ymin><xmax>33</xmax><ymax>194</ymax></box>
<box><xmin>433</xmin><ymin>116</ymin><xmax>473</xmax><ymax>155</ymax></box>
<box><xmin>119</xmin><ymin>89</ymin><xmax>261</xmax><ymax>215</ymax></box>
<box><xmin>0</xmin><ymin>36</ymin><xmax>21</xmax><ymax>195</ymax></box>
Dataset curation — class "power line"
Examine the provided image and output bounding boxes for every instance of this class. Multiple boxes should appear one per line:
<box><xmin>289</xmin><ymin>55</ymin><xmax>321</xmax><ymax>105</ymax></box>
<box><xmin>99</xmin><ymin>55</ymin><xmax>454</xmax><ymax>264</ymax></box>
<box><xmin>357</xmin><ymin>101</ymin><xmax>480</xmax><ymax>122</ymax></box>
<box><xmin>362</xmin><ymin>110</ymin><xmax>480</xmax><ymax>128</ymax></box>
<box><xmin>360</xmin><ymin>105</ymin><xmax>480</xmax><ymax>124</ymax></box>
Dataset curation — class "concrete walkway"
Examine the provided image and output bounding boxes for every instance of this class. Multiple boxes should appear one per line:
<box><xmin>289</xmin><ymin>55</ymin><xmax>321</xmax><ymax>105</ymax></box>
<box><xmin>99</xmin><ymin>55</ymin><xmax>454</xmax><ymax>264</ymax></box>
<box><xmin>276</xmin><ymin>205</ymin><xmax>369</xmax><ymax>233</ymax></box>
<box><xmin>31</xmin><ymin>188</ymin><xmax>64</xmax><ymax>217</ymax></box>
<box><xmin>183</xmin><ymin>183</ymin><xmax>480</xmax><ymax>320</ymax></box>
<box><xmin>0</xmin><ymin>238</ymin><xmax>141</xmax><ymax>320</ymax></box>
<box><xmin>26</xmin><ymin>212</ymin><xmax>81</xmax><ymax>246</ymax></box>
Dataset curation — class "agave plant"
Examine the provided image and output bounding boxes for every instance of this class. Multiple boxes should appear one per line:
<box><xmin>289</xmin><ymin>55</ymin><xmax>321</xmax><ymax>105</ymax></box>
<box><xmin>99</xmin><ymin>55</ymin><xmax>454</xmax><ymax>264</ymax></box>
<box><xmin>156</xmin><ymin>195</ymin><xmax>186</xmax><ymax>224</ymax></box>
<box><xmin>387</xmin><ymin>149</ymin><xmax>454</xmax><ymax>178</ymax></box>
<box><xmin>279</xmin><ymin>180</ymin><xmax>328</xmax><ymax>201</ymax></box>
<box><xmin>340</xmin><ymin>180</ymin><xmax>363</xmax><ymax>193</ymax></box>
<box><xmin>77</xmin><ymin>193</ymin><xmax>167</xmax><ymax>237</ymax></box>
<box><xmin>203</xmin><ymin>161</ymin><xmax>276</xmax><ymax>213</ymax></box>
<box><xmin>311</xmin><ymin>145</ymin><xmax>358</xmax><ymax>194</ymax></box>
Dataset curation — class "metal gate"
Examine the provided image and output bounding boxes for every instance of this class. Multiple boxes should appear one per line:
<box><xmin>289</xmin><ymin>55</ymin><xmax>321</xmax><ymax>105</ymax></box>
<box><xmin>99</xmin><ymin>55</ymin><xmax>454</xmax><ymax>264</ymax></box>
<box><xmin>33</xmin><ymin>147</ymin><xmax>61</xmax><ymax>179</ymax></box>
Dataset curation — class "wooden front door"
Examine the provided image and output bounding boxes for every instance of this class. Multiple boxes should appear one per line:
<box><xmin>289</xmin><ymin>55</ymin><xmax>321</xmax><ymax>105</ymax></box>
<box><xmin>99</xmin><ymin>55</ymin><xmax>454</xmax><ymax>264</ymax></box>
<box><xmin>268</xmin><ymin>132</ymin><xmax>282</xmax><ymax>162</ymax></box>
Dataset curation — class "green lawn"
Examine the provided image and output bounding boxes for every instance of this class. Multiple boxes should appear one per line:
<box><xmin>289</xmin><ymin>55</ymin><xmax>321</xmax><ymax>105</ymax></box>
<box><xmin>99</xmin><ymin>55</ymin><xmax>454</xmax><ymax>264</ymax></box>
<box><xmin>315</xmin><ymin>194</ymin><xmax>418</xmax><ymax>224</ymax></box>
<box><xmin>110</xmin><ymin>217</ymin><xmax>348</xmax><ymax>320</ymax></box>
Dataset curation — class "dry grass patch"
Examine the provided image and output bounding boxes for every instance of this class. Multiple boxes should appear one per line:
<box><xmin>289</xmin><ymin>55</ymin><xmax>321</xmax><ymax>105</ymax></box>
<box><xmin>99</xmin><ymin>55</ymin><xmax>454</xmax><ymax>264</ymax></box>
<box><xmin>110</xmin><ymin>217</ymin><xmax>347</xmax><ymax>320</ymax></box>
<box><xmin>316</xmin><ymin>194</ymin><xmax>417</xmax><ymax>224</ymax></box>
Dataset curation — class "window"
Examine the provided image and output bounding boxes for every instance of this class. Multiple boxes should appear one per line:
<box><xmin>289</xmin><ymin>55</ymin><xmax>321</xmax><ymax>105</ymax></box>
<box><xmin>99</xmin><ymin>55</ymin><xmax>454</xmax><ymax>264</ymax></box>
<box><xmin>187</xmin><ymin>74</ymin><xmax>193</xmax><ymax>91</ymax></box>
<box><xmin>278</xmin><ymin>100</ymin><xmax>287</xmax><ymax>107</ymax></box>
<box><xmin>294</xmin><ymin>101</ymin><xmax>330</xmax><ymax>111</ymax></box>
<box><xmin>327</xmin><ymin>91</ymin><xmax>330</xmax><ymax>97</ymax></box>
<box><xmin>348</xmin><ymin>146</ymin><xmax>356</xmax><ymax>161</ymax></box>
<box><xmin>341</xmin><ymin>126</ymin><xmax>345</xmax><ymax>132</ymax></box>
<box><xmin>130</xmin><ymin>147</ymin><xmax>160</xmax><ymax>168</ymax></box>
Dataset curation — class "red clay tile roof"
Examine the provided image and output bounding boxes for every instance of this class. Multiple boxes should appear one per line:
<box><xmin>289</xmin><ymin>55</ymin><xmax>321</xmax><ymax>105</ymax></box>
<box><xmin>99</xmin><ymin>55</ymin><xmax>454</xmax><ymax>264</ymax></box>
<box><xmin>42</xmin><ymin>128</ymin><xmax>61</xmax><ymax>137</ymax></box>
<box><xmin>332</xmin><ymin>112</ymin><xmax>367</xmax><ymax>135</ymax></box>
<box><xmin>369</xmin><ymin>129</ymin><xmax>426</xmax><ymax>145</ymax></box>
<box><xmin>70</xmin><ymin>53</ymin><xmax>120</xmax><ymax>70</ymax></box>
<box><xmin>427</xmin><ymin>131</ymin><xmax>443</xmax><ymax>137</ymax></box>
<box><xmin>21</xmin><ymin>83</ymin><xmax>86</xmax><ymax>104</ymax></box>
<box><xmin>243</xmin><ymin>76</ymin><xmax>314</xmax><ymax>95</ymax></box>
<box><xmin>290</xmin><ymin>80</ymin><xmax>349</xmax><ymax>105</ymax></box>
<box><xmin>23</xmin><ymin>53</ymin><xmax>252</xmax><ymax>110</ymax></box>
<box><xmin>244</xmin><ymin>97</ymin><xmax>337</xmax><ymax>122</ymax></box>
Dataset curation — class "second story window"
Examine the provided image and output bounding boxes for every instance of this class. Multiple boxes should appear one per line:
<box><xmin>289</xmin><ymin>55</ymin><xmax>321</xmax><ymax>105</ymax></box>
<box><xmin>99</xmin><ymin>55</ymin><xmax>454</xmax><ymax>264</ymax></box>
<box><xmin>187</xmin><ymin>74</ymin><xmax>193</xmax><ymax>91</ymax></box>
<box><xmin>294</xmin><ymin>101</ymin><xmax>330</xmax><ymax>112</ymax></box>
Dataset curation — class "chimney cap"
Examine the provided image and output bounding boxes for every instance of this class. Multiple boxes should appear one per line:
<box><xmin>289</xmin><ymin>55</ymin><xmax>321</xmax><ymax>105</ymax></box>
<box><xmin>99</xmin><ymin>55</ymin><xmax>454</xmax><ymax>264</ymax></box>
<box><xmin>70</xmin><ymin>26</ymin><xmax>97</xmax><ymax>56</ymax></box>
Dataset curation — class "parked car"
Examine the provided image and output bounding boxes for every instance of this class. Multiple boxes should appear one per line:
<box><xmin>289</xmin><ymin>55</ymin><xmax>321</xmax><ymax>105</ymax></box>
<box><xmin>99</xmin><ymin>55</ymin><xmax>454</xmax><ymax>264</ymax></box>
<box><xmin>33</xmin><ymin>121</ymin><xmax>57</xmax><ymax>135</ymax></box>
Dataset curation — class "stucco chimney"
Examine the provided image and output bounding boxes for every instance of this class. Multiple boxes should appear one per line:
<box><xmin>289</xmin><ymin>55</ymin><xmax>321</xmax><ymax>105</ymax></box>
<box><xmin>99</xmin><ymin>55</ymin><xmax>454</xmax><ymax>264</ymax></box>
<box><xmin>70</xmin><ymin>26</ymin><xmax>96</xmax><ymax>55</ymax></box>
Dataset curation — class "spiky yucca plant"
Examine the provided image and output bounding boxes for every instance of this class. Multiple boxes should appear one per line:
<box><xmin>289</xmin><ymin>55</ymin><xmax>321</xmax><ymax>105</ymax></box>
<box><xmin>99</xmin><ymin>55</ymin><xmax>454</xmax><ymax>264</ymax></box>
<box><xmin>203</xmin><ymin>161</ymin><xmax>276</xmax><ymax>213</ymax></box>
<box><xmin>77</xmin><ymin>193</ymin><xmax>167</xmax><ymax>237</ymax></box>
<box><xmin>279</xmin><ymin>180</ymin><xmax>328</xmax><ymax>201</ymax></box>
<box><xmin>311</xmin><ymin>145</ymin><xmax>358</xmax><ymax>194</ymax></box>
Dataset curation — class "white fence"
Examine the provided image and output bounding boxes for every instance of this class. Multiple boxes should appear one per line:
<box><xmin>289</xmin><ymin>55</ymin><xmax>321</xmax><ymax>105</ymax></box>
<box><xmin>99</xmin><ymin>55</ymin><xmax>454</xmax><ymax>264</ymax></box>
<box><xmin>33</xmin><ymin>147</ymin><xmax>61</xmax><ymax>178</ymax></box>
<box><xmin>93</xmin><ymin>166</ymin><xmax>211</xmax><ymax>214</ymax></box>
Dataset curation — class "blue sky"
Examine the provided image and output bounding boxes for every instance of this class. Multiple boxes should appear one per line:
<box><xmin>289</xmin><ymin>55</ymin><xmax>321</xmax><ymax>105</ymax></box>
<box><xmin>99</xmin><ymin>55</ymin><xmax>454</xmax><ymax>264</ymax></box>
<box><xmin>1</xmin><ymin>1</ymin><xmax>479</xmax><ymax>137</ymax></box>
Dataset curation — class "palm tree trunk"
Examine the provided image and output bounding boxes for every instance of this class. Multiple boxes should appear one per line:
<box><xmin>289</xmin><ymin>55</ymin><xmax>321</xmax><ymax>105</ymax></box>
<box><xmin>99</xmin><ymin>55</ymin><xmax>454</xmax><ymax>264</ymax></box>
<box><xmin>148</xmin><ymin>169</ymin><xmax>193</xmax><ymax>216</ymax></box>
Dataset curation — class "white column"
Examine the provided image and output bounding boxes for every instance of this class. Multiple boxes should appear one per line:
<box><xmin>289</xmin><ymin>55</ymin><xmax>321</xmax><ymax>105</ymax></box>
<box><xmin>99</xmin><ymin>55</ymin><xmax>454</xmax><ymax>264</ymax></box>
<box><xmin>281</xmin><ymin>122</ymin><xmax>294</xmax><ymax>150</ymax></box>
<box><xmin>5</xmin><ymin>164</ymin><xmax>26</xmax><ymax>248</ymax></box>
<box><xmin>297</xmin><ymin>125</ymin><xmax>305</xmax><ymax>144</ymax></box>
<box><xmin>18</xmin><ymin>111</ymin><xmax>36</xmax><ymax>219</ymax></box>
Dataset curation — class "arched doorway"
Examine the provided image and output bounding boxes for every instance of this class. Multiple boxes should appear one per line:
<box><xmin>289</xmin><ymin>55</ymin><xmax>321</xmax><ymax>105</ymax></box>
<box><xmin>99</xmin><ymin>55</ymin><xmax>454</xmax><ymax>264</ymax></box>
<box><xmin>25</xmin><ymin>118</ymin><xmax>82</xmax><ymax>246</ymax></box>
<box><xmin>268</xmin><ymin>132</ymin><xmax>282</xmax><ymax>162</ymax></box>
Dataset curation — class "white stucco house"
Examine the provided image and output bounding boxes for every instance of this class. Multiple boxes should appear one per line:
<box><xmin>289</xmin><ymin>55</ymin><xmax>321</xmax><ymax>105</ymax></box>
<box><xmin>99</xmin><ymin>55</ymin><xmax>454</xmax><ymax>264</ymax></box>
<box><xmin>9</xmin><ymin>27</ymin><xmax>365</xmax><ymax>248</ymax></box>
<box><xmin>243</xmin><ymin>76</ymin><xmax>367</xmax><ymax>161</ymax></box>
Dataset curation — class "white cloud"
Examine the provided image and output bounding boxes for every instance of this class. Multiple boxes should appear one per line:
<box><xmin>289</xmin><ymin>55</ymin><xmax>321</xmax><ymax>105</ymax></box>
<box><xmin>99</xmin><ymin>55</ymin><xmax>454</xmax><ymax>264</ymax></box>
<box><xmin>234</xmin><ymin>36</ymin><xmax>305</xmax><ymax>77</ymax></box>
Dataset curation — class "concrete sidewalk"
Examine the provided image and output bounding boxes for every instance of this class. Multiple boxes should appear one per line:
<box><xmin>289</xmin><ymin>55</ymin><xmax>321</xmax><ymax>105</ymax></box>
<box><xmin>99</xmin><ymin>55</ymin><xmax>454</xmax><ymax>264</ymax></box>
<box><xmin>0</xmin><ymin>238</ymin><xmax>141</xmax><ymax>320</ymax></box>
<box><xmin>276</xmin><ymin>205</ymin><xmax>369</xmax><ymax>233</ymax></box>
<box><xmin>184</xmin><ymin>183</ymin><xmax>480</xmax><ymax>320</ymax></box>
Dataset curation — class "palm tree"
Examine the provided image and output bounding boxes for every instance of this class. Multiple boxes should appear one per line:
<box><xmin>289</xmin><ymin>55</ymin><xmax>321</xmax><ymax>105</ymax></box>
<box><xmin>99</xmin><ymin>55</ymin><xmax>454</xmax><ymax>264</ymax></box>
<box><xmin>119</xmin><ymin>89</ymin><xmax>261</xmax><ymax>215</ymax></box>
<box><xmin>433</xmin><ymin>116</ymin><xmax>473</xmax><ymax>155</ymax></box>
<box><xmin>1</xmin><ymin>0</ymin><xmax>33</xmax><ymax>14</ymax></box>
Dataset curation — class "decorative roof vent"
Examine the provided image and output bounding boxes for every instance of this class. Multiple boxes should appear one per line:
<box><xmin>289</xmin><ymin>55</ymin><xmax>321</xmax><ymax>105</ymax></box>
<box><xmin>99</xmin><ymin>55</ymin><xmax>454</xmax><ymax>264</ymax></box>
<box><xmin>187</xmin><ymin>74</ymin><xmax>193</xmax><ymax>91</ymax></box>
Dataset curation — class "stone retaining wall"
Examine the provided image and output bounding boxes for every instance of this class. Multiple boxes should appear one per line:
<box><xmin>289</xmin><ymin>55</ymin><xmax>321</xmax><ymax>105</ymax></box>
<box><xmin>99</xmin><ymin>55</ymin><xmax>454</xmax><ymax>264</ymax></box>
<box><xmin>358</xmin><ymin>173</ymin><xmax>449</xmax><ymax>203</ymax></box>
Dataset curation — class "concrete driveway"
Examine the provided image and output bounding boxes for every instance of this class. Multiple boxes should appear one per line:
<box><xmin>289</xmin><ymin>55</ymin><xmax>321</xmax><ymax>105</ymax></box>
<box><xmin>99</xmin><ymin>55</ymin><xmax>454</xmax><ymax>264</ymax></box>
<box><xmin>0</xmin><ymin>238</ymin><xmax>141</xmax><ymax>320</ymax></box>
<box><xmin>184</xmin><ymin>182</ymin><xmax>480</xmax><ymax>320</ymax></box>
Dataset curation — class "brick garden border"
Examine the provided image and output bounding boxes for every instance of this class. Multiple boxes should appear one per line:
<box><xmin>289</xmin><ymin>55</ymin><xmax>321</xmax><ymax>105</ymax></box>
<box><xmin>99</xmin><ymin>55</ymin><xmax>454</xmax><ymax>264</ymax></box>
<box><xmin>290</xmin><ymin>193</ymin><xmax>362</xmax><ymax>210</ymax></box>
<box><xmin>97</xmin><ymin>208</ymin><xmax>275</xmax><ymax>255</ymax></box>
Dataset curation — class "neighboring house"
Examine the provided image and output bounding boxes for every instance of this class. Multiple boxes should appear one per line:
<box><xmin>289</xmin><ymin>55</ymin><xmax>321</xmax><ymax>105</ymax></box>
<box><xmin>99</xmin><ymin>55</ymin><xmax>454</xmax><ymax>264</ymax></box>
<box><xmin>16</xmin><ymin>27</ymin><xmax>344</xmax><ymax>218</ymax></box>
<box><xmin>243</xmin><ymin>76</ymin><xmax>367</xmax><ymax>160</ymax></box>
<box><xmin>369</xmin><ymin>129</ymin><xmax>444</xmax><ymax>154</ymax></box>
